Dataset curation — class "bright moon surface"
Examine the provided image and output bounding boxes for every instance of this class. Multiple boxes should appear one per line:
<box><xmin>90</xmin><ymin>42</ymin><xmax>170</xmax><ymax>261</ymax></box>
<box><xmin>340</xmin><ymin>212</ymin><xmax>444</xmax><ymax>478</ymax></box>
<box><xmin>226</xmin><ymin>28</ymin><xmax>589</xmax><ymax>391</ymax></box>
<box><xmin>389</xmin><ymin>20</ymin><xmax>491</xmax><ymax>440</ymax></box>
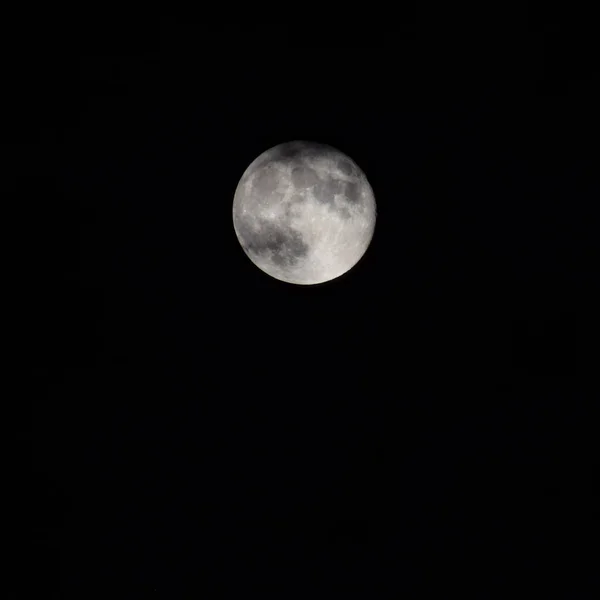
<box><xmin>232</xmin><ymin>140</ymin><xmax>376</xmax><ymax>285</ymax></box>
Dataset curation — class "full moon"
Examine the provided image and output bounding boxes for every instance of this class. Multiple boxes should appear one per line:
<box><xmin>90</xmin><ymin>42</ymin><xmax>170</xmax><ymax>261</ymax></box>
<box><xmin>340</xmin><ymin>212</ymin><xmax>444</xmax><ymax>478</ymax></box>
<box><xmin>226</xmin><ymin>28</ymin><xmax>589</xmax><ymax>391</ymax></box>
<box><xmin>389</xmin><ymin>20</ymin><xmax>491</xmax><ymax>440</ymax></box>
<box><xmin>232</xmin><ymin>141</ymin><xmax>376</xmax><ymax>285</ymax></box>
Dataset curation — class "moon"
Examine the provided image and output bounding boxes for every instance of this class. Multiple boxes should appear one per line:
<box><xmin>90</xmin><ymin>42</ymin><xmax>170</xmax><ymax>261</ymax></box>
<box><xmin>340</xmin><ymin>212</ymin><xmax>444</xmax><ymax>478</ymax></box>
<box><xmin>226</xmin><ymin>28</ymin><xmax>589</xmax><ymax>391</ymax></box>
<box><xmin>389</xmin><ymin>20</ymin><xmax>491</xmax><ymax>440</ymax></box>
<box><xmin>232</xmin><ymin>141</ymin><xmax>376</xmax><ymax>285</ymax></box>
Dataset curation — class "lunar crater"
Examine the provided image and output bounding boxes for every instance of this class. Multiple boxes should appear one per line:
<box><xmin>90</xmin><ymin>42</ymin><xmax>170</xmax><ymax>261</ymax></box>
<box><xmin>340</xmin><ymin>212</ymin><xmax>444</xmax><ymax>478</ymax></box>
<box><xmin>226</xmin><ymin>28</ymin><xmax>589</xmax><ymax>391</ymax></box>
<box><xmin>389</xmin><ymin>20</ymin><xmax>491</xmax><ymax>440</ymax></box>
<box><xmin>241</xmin><ymin>219</ymin><xmax>309</xmax><ymax>268</ymax></box>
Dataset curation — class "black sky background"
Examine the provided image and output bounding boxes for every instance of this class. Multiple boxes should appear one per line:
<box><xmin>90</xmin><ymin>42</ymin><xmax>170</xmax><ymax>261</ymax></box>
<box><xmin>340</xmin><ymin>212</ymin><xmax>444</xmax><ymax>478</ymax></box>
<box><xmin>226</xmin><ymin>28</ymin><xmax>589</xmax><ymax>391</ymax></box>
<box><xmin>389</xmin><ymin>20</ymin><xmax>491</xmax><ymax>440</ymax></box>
<box><xmin>26</xmin><ymin>12</ymin><xmax>598</xmax><ymax>598</ymax></box>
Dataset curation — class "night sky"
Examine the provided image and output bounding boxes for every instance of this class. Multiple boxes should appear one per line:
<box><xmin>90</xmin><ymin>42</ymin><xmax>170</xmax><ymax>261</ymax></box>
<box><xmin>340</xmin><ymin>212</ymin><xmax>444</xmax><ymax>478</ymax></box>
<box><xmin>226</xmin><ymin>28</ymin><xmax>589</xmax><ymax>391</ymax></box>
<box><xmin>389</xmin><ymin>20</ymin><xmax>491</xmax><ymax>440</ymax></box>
<box><xmin>28</xmin><ymin>13</ymin><xmax>597</xmax><ymax>597</ymax></box>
